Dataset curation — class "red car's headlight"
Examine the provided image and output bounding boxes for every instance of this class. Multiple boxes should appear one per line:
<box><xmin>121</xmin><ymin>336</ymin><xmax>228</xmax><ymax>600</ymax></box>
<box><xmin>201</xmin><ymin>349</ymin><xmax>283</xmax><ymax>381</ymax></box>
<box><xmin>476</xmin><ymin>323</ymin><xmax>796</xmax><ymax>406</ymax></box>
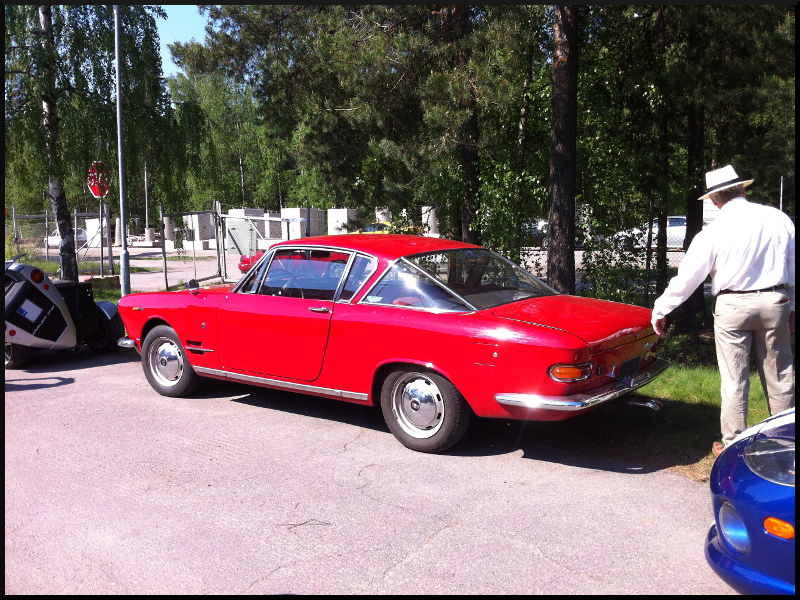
<box><xmin>549</xmin><ymin>362</ymin><xmax>593</xmax><ymax>383</ymax></box>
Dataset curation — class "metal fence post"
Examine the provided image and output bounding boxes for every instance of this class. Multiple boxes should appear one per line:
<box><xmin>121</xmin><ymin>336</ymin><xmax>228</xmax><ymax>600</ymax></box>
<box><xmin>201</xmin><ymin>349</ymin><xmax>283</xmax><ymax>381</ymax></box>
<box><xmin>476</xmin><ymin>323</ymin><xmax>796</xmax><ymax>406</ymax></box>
<box><xmin>160</xmin><ymin>204</ymin><xmax>169</xmax><ymax>291</ymax></box>
<box><xmin>13</xmin><ymin>205</ymin><xmax>20</xmax><ymax>257</ymax></box>
<box><xmin>44</xmin><ymin>209</ymin><xmax>49</xmax><ymax>262</ymax></box>
<box><xmin>74</xmin><ymin>208</ymin><xmax>79</xmax><ymax>271</ymax></box>
<box><xmin>105</xmin><ymin>203</ymin><xmax>115</xmax><ymax>275</ymax></box>
<box><xmin>99</xmin><ymin>200</ymin><xmax>104</xmax><ymax>277</ymax></box>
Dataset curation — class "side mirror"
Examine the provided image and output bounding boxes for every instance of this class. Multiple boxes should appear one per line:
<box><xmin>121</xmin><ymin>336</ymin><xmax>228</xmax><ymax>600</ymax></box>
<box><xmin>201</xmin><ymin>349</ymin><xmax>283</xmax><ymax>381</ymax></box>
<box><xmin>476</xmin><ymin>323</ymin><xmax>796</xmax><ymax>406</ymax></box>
<box><xmin>187</xmin><ymin>279</ymin><xmax>200</xmax><ymax>295</ymax></box>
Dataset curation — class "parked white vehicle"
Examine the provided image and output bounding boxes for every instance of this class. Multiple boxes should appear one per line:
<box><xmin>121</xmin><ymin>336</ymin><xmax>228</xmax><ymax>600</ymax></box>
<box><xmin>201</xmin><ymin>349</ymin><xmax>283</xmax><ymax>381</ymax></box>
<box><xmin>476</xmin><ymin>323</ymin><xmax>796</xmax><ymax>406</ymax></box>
<box><xmin>44</xmin><ymin>227</ymin><xmax>87</xmax><ymax>248</ymax></box>
<box><xmin>614</xmin><ymin>216</ymin><xmax>708</xmax><ymax>249</ymax></box>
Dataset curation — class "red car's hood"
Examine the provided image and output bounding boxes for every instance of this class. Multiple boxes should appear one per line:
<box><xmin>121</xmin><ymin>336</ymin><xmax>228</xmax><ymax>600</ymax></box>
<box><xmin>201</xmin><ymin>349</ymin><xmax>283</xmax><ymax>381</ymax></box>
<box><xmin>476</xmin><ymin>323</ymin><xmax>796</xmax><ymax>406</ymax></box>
<box><xmin>491</xmin><ymin>295</ymin><xmax>654</xmax><ymax>352</ymax></box>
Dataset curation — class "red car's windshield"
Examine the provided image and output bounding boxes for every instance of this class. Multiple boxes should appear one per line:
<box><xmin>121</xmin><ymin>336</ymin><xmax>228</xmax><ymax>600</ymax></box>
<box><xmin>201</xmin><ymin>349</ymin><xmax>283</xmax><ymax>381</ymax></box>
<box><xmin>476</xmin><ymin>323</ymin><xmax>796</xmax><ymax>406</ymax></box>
<box><xmin>405</xmin><ymin>248</ymin><xmax>557</xmax><ymax>310</ymax></box>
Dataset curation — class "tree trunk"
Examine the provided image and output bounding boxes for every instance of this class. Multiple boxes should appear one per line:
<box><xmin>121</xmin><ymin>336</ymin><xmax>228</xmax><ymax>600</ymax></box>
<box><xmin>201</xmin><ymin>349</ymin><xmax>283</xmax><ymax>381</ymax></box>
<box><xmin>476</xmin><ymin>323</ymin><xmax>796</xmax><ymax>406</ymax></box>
<box><xmin>654</xmin><ymin>6</ymin><xmax>668</xmax><ymax>297</ymax></box>
<box><xmin>547</xmin><ymin>5</ymin><xmax>577</xmax><ymax>294</ymax></box>
<box><xmin>39</xmin><ymin>5</ymin><xmax>78</xmax><ymax>281</ymax></box>
<box><xmin>460</xmin><ymin>108</ymin><xmax>480</xmax><ymax>245</ymax></box>
<box><xmin>679</xmin><ymin>99</ymin><xmax>708</xmax><ymax>329</ymax></box>
<box><xmin>444</xmin><ymin>5</ymin><xmax>480</xmax><ymax>246</ymax></box>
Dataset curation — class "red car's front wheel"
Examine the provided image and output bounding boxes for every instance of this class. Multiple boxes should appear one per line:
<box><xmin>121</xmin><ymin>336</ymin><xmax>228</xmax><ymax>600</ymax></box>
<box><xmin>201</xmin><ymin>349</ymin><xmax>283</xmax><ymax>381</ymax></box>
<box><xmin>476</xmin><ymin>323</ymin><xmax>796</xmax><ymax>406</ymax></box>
<box><xmin>142</xmin><ymin>325</ymin><xmax>200</xmax><ymax>397</ymax></box>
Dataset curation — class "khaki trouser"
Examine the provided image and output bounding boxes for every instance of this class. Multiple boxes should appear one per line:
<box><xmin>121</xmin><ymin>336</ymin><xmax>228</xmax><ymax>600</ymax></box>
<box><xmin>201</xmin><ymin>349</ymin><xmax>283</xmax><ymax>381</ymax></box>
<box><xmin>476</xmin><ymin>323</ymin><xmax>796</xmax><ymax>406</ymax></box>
<box><xmin>713</xmin><ymin>289</ymin><xmax>795</xmax><ymax>445</ymax></box>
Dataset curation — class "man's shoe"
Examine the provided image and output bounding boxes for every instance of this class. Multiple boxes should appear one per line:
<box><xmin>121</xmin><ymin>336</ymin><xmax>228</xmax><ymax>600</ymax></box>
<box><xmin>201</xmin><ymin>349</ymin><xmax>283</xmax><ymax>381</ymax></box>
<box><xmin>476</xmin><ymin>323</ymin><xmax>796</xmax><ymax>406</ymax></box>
<box><xmin>712</xmin><ymin>442</ymin><xmax>725</xmax><ymax>457</ymax></box>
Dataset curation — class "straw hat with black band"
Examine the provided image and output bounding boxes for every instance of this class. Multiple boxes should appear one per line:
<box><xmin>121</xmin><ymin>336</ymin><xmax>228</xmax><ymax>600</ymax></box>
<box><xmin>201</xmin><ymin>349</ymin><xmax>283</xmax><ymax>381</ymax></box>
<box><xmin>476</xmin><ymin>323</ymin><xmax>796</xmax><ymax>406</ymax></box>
<box><xmin>698</xmin><ymin>165</ymin><xmax>754</xmax><ymax>201</ymax></box>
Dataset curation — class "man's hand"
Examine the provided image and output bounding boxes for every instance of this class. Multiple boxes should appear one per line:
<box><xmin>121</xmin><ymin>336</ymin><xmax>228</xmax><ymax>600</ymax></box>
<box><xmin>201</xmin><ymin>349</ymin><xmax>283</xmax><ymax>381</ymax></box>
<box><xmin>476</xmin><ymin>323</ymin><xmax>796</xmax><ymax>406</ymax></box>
<box><xmin>653</xmin><ymin>317</ymin><xmax>667</xmax><ymax>338</ymax></box>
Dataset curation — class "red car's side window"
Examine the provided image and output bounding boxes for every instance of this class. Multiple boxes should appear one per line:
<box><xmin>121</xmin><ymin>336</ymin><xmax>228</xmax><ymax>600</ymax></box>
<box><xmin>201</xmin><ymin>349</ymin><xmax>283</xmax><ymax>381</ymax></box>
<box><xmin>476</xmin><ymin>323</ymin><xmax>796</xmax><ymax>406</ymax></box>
<box><xmin>362</xmin><ymin>262</ymin><xmax>470</xmax><ymax>312</ymax></box>
<box><xmin>256</xmin><ymin>249</ymin><xmax>352</xmax><ymax>301</ymax></box>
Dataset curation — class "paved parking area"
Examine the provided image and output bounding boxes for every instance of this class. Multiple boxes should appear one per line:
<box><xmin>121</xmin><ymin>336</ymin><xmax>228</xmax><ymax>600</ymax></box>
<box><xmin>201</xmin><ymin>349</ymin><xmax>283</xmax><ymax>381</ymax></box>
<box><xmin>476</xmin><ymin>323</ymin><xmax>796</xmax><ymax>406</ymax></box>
<box><xmin>5</xmin><ymin>348</ymin><xmax>733</xmax><ymax>594</ymax></box>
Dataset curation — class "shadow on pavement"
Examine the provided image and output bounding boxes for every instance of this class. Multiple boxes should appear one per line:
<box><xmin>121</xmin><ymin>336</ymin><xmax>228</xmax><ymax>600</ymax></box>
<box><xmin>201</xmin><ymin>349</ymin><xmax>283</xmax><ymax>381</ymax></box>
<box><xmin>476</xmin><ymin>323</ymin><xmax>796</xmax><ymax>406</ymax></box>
<box><xmin>454</xmin><ymin>395</ymin><xmax>719</xmax><ymax>477</ymax></box>
<box><xmin>8</xmin><ymin>349</ymin><xmax>716</xmax><ymax>477</ymax></box>
<box><xmin>7</xmin><ymin>346</ymin><xmax>141</xmax><ymax>374</ymax></box>
<box><xmin>219</xmin><ymin>381</ymin><xmax>389</xmax><ymax>432</ymax></box>
<box><xmin>219</xmin><ymin>380</ymin><xmax>717</xmax><ymax>476</ymax></box>
<box><xmin>5</xmin><ymin>376</ymin><xmax>76</xmax><ymax>392</ymax></box>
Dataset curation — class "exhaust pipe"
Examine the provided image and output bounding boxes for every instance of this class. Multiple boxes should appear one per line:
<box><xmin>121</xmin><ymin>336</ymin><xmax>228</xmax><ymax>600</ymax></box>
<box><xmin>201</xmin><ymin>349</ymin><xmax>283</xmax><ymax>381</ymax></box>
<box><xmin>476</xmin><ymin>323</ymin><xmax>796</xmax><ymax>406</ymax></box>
<box><xmin>627</xmin><ymin>397</ymin><xmax>663</xmax><ymax>411</ymax></box>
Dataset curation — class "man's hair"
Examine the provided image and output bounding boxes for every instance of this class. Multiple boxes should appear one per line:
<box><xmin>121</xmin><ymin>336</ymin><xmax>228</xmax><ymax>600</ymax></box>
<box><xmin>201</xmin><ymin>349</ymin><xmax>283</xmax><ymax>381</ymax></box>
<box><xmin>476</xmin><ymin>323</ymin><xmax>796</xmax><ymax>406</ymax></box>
<box><xmin>710</xmin><ymin>184</ymin><xmax>746</xmax><ymax>204</ymax></box>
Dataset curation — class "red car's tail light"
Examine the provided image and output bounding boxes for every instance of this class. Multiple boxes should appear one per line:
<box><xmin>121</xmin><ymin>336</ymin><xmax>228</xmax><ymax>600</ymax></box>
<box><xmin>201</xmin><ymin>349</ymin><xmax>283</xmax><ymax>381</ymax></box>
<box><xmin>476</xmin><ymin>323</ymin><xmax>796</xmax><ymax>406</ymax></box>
<box><xmin>30</xmin><ymin>269</ymin><xmax>45</xmax><ymax>284</ymax></box>
<box><xmin>549</xmin><ymin>362</ymin><xmax>593</xmax><ymax>382</ymax></box>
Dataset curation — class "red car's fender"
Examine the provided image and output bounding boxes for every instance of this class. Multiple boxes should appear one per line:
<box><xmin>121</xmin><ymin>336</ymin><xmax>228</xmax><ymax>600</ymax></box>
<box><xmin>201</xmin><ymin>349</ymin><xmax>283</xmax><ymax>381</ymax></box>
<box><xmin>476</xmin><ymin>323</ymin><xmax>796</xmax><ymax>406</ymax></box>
<box><xmin>118</xmin><ymin>286</ymin><xmax>232</xmax><ymax>372</ymax></box>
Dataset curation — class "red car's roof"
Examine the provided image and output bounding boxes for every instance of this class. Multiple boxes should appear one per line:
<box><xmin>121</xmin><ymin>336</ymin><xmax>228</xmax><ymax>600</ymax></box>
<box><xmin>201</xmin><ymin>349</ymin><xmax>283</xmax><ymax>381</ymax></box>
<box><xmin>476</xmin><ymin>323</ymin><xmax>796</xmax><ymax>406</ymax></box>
<box><xmin>271</xmin><ymin>234</ymin><xmax>479</xmax><ymax>261</ymax></box>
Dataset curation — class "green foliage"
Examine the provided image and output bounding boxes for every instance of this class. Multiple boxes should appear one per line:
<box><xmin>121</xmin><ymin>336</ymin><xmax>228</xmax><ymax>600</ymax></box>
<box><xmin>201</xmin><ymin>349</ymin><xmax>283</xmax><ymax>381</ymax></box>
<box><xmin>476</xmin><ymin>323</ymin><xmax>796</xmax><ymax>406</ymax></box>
<box><xmin>657</xmin><ymin>325</ymin><xmax>719</xmax><ymax>368</ymax></box>
<box><xmin>477</xmin><ymin>159</ymin><xmax>547</xmax><ymax>262</ymax></box>
<box><xmin>5</xmin><ymin>5</ymin><xmax>185</xmax><ymax>223</ymax></box>
<box><xmin>580</xmin><ymin>237</ymin><xmax>647</xmax><ymax>305</ymax></box>
<box><xmin>7</xmin><ymin>6</ymin><xmax>794</xmax><ymax>311</ymax></box>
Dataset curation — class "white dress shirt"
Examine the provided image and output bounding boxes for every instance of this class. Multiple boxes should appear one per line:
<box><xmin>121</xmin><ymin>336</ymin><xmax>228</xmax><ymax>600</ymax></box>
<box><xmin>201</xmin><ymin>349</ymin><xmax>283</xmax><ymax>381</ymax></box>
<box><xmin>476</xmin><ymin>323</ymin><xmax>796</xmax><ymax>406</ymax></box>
<box><xmin>652</xmin><ymin>197</ymin><xmax>796</xmax><ymax>323</ymax></box>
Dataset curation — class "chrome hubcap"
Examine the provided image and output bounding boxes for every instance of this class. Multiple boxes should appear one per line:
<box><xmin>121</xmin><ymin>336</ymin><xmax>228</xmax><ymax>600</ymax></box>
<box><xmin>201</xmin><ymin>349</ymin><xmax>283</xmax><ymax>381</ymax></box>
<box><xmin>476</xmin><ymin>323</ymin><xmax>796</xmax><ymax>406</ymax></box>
<box><xmin>148</xmin><ymin>337</ymin><xmax>184</xmax><ymax>387</ymax></box>
<box><xmin>391</xmin><ymin>373</ymin><xmax>445</xmax><ymax>439</ymax></box>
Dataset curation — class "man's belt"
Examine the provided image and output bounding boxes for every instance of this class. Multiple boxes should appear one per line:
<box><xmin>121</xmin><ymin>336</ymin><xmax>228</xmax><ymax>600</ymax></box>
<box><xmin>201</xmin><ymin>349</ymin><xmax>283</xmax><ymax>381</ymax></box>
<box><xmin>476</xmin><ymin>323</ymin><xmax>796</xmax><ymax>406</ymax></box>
<box><xmin>718</xmin><ymin>284</ymin><xmax>786</xmax><ymax>296</ymax></box>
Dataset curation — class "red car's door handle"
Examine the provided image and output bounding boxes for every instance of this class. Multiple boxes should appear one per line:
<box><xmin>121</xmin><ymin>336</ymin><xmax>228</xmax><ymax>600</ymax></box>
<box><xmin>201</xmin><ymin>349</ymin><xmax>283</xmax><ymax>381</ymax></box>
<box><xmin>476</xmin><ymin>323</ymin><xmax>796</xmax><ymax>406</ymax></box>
<box><xmin>308</xmin><ymin>307</ymin><xmax>330</xmax><ymax>314</ymax></box>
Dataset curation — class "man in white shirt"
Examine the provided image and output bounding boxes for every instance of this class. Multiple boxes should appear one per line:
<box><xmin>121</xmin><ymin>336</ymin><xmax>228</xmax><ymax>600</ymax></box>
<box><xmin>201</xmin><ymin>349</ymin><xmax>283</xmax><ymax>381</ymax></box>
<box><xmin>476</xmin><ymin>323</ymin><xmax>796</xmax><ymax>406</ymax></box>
<box><xmin>651</xmin><ymin>165</ymin><xmax>795</xmax><ymax>457</ymax></box>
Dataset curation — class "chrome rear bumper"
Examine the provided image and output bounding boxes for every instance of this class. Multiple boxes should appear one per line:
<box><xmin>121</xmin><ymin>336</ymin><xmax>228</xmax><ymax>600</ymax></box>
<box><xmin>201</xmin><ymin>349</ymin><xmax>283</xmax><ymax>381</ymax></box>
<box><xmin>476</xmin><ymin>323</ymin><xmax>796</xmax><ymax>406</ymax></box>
<box><xmin>496</xmin><ymin>358</ymin><xmax>669</xmax><ymax>412</ymax></box>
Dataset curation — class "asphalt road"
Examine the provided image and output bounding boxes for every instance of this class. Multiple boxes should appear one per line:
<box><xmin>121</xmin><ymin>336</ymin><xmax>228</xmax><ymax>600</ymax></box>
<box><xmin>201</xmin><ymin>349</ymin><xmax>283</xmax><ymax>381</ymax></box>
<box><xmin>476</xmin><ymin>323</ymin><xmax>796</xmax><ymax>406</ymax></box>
<box><xmin>5</xmin><ymin>346</ymin><xmax>733</xmax><ymax>595</ymax></box>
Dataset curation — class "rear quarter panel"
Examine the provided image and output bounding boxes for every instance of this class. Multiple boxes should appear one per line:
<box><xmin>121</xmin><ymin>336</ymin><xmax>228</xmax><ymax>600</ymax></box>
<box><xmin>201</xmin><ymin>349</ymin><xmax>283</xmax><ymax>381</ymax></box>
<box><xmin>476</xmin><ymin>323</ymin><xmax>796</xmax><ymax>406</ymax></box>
<box><xmin>318</xmin><ymin>304</ymin><xmax>588</xmax><ymax>417</ymax></box>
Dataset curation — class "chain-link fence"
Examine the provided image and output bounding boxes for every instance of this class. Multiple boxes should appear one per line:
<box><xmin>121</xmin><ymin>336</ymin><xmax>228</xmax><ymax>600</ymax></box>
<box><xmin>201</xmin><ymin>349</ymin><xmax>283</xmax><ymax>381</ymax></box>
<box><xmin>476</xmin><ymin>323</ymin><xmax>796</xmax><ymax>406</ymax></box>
<box><xmin>7</xmin><ymin>204</ymin><xmax>693</xmax><ymax>300</ymax></box>
<box><xmin>146</xmin><ymin>210</ymin><xmax>223</xmax><ymax>290</ymax></box>
<box><xmin>6</xmin><ymin>207</ymin><xmax>115</xmax><ymax>276</ymax></box>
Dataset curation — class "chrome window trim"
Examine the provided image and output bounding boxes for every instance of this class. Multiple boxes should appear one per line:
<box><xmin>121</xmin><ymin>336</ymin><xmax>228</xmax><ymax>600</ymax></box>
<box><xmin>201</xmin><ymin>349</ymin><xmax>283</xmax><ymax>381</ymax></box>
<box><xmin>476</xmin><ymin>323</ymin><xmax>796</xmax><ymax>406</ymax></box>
<box><xmin>232</xmin><ymin>249</ymin><xmax>275</xmax><ymax>294</ymax></box>
<box><xmin>193</xmin><ymin>365</ymin><xmax>369</xmax><ymax>402</ymax></box>
<box><xmin>331</xmin><ymin>252</ymin><xmax>357</xmax><ymax>303</ymax></box>
<box><xmin>233</xmin><ymin>244</ymin><xmax>362</xmax><ymax>300</ymax></box>
<box><xmin>334</xmin><ymin>252</ymin><xmax>380</xmax><ymax>304</ymax></box>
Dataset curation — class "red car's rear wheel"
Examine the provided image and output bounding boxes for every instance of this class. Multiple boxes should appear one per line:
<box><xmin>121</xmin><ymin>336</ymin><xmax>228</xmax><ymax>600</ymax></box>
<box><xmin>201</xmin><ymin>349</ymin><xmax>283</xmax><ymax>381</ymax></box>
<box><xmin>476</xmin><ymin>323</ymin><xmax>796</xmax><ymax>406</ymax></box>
<box><xmin>380</xmin><ymin>368</ymin><xmax>471</xmax><ymax>453</ymax></box>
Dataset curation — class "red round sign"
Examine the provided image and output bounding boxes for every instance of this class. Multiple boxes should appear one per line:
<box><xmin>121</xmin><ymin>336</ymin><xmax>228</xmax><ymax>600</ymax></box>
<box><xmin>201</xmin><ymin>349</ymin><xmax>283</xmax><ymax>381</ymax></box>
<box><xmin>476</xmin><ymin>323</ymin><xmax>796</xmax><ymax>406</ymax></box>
<box><xmin>87</xmin><ymin>161</ymin><xmax>110</xmax><ymax>198</ymax></box>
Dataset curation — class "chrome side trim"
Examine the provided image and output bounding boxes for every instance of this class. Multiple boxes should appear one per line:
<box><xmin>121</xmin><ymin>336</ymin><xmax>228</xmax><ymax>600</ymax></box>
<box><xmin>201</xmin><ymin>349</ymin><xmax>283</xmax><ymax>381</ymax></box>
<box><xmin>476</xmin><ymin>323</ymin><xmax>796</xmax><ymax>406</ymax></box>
<box><xmin>496</xmin><ymin>358</ymin><xmax>669</xmax><ymax>412</ymax></box>
<box><xmin>186</xmin><ymin>346</ymin><xmax>214</xmax><ymax>353</ymax></box>
<box><xmin>193</xmin><ymin>366</ymin><xmax>370</xmax><ymax>402</ymax></box>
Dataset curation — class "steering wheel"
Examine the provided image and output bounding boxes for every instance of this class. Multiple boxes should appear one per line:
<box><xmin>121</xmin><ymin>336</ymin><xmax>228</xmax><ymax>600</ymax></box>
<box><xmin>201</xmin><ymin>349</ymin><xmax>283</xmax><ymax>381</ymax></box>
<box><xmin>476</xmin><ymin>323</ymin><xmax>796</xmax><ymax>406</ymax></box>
<box><xmin>279</xmin><ymin>277</ymin><xmax>304</xmax><ymax>299</ymax></box>
<box><xmin>266</xmin><ymin>267</ymin><xmax>291</xmax><ymax>279</ymax></box>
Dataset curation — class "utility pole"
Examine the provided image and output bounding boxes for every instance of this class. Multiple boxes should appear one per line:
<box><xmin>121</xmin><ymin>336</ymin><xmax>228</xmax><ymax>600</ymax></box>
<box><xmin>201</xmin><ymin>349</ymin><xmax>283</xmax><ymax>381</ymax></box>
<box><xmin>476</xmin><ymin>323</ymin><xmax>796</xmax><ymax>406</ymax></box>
<box><xmin>114</xmin><ymin>6</ymin><xmax>130</xmax><ymax>295</ymax></box>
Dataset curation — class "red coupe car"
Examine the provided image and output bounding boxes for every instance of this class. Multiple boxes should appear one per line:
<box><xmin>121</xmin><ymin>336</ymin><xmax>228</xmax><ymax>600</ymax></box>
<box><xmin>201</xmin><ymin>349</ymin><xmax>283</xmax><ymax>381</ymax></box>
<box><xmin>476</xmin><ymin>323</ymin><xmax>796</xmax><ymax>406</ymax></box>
<box><xmin>237</xmin><ymin>251</ymin><xmax>264</xmax><ymax>274</ymax></box>
<box><xmin>118</xmin><ymin>234</ymin><xmax>668</xmax><ymax>453</ymax></box>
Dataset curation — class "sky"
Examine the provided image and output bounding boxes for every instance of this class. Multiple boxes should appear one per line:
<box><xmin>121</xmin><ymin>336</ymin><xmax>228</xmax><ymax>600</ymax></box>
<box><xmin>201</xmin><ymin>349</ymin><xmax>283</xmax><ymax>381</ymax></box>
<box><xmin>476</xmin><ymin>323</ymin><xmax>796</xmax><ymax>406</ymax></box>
<box><xmin>156</xmin><ymin>5</ymin><xmax>210</xmax><ymax>79</ymax></box>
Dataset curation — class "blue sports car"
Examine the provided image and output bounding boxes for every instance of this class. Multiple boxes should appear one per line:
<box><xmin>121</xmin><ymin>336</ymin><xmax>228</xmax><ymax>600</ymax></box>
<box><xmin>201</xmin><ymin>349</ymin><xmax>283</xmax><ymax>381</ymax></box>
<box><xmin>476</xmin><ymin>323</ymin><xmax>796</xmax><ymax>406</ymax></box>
<box><xmin>705</xmin><ymin>408</ymin><xmax>795</xmax><ymax>595</ymax></box>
